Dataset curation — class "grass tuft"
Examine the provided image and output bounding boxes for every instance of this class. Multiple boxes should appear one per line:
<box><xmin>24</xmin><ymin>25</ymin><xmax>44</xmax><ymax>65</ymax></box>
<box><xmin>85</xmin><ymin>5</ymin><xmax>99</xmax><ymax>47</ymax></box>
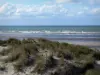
<box><xmin>0</xmin><ymin>38</ymin><xmax>98</xmax><ymax>75</ymax></box>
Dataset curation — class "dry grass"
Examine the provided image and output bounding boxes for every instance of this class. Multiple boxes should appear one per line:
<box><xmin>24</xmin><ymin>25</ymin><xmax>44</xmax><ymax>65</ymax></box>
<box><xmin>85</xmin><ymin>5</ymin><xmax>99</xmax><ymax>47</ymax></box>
<box><xmin>0</xmin><ymin>38</ymin><xmax>99</xmax><ymax>75</ymax></box>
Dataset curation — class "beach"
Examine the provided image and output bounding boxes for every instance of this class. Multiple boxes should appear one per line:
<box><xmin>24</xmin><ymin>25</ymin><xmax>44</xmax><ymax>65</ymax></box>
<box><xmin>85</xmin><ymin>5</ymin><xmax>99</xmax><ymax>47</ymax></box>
<box><xmin>52</xmin><ymin>39</ymin><xmax>100</xmax><ymax>50</ymax></box>
<box><xmin>0</xmin><ymin>38</ymin><xmax>100</xmax><ymax>75</ymax></box>
<box><xmin>0</xmin><ymin>26</ymin><xmax>100</xmax><ymax>75</ymax></box>
<box><xmin>0</xmin><ymin>26</ymin><xmax>100</xmax><ymax>50</ymax></box>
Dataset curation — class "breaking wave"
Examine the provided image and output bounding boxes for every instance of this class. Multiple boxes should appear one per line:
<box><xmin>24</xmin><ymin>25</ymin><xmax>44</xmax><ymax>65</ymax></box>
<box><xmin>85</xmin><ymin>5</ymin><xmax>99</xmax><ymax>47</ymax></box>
<box><xmin>0</xmin><ymin>30</ymin><xmax>100</xmax><ymax>35</ymax></box>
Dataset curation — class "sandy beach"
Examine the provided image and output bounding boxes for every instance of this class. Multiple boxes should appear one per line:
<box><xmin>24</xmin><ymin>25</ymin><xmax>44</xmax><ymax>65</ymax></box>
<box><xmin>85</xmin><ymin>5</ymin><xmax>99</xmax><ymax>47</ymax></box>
<box><xmin>52</xmin><ymin>40</ymin><xmax>100</xmax><ymax>50</ymax></box>
<box><xmin>55</xmin><ymin>40</ymin><xmax>100</xmax><ymax>47</ymax></box>
<box><xmin>0</xmin><ymin>35</ymin><xmax>100</xmax><ymax>50</ymax></box>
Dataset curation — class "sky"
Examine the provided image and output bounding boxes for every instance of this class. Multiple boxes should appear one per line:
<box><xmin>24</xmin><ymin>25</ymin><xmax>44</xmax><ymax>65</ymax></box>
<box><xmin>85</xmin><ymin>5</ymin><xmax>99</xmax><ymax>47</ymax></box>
<box><xmin>0</xmin><ymin>0</ymin><xmax>100</xmax><ymax>25</ymax></box>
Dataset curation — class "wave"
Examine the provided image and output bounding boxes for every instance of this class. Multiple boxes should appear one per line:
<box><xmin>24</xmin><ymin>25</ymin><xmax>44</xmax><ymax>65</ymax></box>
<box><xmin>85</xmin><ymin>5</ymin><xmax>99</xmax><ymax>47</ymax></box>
<box><xmin>0</xmin><ymin>30</ymin><xmax>100</xmax><ymax>35</ymax></box>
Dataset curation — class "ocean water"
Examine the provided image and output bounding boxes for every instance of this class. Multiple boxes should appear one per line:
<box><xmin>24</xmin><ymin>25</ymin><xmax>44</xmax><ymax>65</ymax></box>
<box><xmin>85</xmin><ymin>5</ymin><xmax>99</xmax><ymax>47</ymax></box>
<box><xmin>0</xmin><ymin>26</ymin><xmax>100</xmax><ymax>41</ymax></box>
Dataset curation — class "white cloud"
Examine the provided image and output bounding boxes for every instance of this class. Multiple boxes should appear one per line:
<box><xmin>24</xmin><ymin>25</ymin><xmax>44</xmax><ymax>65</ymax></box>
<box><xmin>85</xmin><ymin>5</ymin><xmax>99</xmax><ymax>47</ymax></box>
<box><xmin>0</xmin><ymin>3</ymin><xmax>8</xmax><ymax>13</ymax></box>
<box><xmin>89</xmin><ymin>0</ymin><xmax>100</xmax><ymax>4</ymax></box>
<box><xmin>0</xmin><ymin>3</ymin><xmax>69</xmax><ymax>18</ymax></box>
<box><xmin>55</xmin><ymin>0</ymin><xmax>100</xmax><ymax>4</ymax></box>
<box><xmin>56</xmin><ymin>0</ymin><xmax>72</xmax><ymax>3</ymax></box>
<box><xmin>0</xmin><ymin>3</ymin><xmax>16</xmax><ymax>17</ymax></box>
<box><xmin>90</xmin><ymin>8</ymin><xmax>100</xmax><ymax>14</ymax></box>
<box><xmin>0</xmin><ymin>2</ymin><xmax>98</xmax><ymax>19</ymax></box>
<box><xmin>77</xmin><ymin>11</ymin><xmax>84</xmax><ymax>15</ymax></box>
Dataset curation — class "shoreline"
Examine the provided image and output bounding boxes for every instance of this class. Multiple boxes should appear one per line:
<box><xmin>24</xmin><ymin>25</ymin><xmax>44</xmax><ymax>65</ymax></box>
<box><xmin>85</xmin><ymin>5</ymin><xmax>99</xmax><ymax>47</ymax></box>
<box><xmin>0</xmin><ymin>36</ymin><xmax>100</xmax><ymax>50</ymax></box>
<box><xmin>53</xmin><ymin>40</ymin><xmax>100</xmax><ymax>50</ymax></box>
<box><xmin>0</xmin><ymin>37</ymin><xmax>100</xmax><ymax>47</ymax></box>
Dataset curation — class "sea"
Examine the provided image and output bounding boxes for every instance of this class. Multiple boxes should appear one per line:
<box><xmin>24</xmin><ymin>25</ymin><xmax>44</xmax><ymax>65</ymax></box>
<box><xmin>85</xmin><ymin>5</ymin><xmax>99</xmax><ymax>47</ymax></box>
<box><xmin>0</xmin><ymin>26</ymin><xmax>100</xmax><ymax>48</ymax></box>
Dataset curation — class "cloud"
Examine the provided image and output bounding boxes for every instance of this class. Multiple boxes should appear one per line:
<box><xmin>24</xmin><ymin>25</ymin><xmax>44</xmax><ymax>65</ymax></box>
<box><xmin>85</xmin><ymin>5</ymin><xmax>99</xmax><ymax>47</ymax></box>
<box><xmin>0</xmin><ymin>3</ymin><xmax>8</xmax><ymax>13</ymax></box>
<box><xmin>0</xmin><ymin>2</ymin><xmax>99</xmax><ymax>19</ymax></box>
<box><xmin>0</xmin><ymin>3</ymin><xmax>69</xmax><ymax>19</ymax></box>
<box><xmin>89</xmin><ymin>0</ymin><xmax>100</xmax><ymax>5</ymax></box>
<box><xmin>90</xmin><ymin>8</ymin><xmax>100</xmax><ymax>14</ymax></box>
<box><xmin>0</xmin><ymin>3</ymin><xmax>16</xmax><ymax>17</ymax></box>
<box><xmin>55</xmin><ymin>0</ymin><xmax>100</xmax><ymax>4</ymax></box>
<box><xmin>56</xmin><ymin>0</ymin><xmax>72</xmax><ymax>3</ymax></box>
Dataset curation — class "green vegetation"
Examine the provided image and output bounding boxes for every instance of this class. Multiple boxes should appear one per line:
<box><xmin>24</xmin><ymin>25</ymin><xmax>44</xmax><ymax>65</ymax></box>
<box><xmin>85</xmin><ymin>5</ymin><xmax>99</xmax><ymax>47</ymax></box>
<box><xmin>85</xmin><ymin>69</ymin><xmax>100</xmax><ymax>75</ymax></box>
<box><xmin>94</xmin><ymin>51</ymin><xmax>100</xmax><ymax>60</ymax></box>
<box><xmin>0</xmin><ymin>38</ymin><xmax>100</xmax><ymax>75</ymax></box>
<box><xmin>0</xmin><ymin>40</ymin><xmax>7</xmax><ymax>46</ymax></box>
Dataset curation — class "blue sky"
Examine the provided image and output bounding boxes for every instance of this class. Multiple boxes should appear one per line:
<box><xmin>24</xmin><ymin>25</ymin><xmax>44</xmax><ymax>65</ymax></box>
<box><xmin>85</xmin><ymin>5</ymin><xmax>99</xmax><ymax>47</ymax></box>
<box><xmin>0</xmin><ymin>0</ymin><xmax>100</xmax><ymax>25</ymax></box>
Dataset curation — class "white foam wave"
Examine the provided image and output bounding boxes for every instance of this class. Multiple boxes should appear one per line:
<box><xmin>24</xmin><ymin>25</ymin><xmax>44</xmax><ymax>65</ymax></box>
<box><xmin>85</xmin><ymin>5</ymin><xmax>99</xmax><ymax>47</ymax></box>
<box><xmin>0</xmin><ymin>30</ymin><xmax>100</xmax><ymax>35</ymax></box>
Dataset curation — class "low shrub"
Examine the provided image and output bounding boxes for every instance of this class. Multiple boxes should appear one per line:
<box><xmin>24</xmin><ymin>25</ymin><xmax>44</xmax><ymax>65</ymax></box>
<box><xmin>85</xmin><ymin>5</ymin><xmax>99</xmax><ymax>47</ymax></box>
<box><xmin>0</xmin><ymin>38</ymin><xmax>97</xmax><ymax>75</ymax></box>
<box><xmin>6</xmin><ymin>38</ymin><xmax>21</xmax><ymax>45</ymax></box>
<box><xmin>93</xmin><ymin>51</ymin><xmax>100</xmax><ymax>60</ymax></box>
<box><xmin>85</xmin><ymin>69</ymin><xmax>100</xmax><ymax>75</ymax></box>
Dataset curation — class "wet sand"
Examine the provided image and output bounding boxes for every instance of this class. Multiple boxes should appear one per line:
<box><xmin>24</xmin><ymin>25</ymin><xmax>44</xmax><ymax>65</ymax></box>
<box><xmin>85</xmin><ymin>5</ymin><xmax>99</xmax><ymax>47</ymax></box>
<box><xmin>0</xmin><ymin>34</ymin><xmax>100</xmax><ymax>50</ymax></box>
<box><xmin>52</xmin><ymin>40</ymin><xmax>100</xmax><ymax>50</ymax></box>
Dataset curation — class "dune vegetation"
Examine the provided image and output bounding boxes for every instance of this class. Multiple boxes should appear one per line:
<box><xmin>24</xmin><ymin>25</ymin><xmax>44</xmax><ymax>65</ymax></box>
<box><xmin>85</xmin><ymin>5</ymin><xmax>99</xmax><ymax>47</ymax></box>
<box><xmin>0</xmin><ymin>38</ymin><xmax>100</xmax><ymax>75</ymax></box>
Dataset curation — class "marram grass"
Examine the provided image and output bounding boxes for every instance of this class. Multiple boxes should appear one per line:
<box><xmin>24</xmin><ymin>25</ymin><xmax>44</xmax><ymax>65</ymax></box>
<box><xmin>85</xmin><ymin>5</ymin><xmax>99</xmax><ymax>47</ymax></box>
<box><xmin>0</xmin><ymin>38</ymin><xmax>100</xmax><ymax>75</ymax></box>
